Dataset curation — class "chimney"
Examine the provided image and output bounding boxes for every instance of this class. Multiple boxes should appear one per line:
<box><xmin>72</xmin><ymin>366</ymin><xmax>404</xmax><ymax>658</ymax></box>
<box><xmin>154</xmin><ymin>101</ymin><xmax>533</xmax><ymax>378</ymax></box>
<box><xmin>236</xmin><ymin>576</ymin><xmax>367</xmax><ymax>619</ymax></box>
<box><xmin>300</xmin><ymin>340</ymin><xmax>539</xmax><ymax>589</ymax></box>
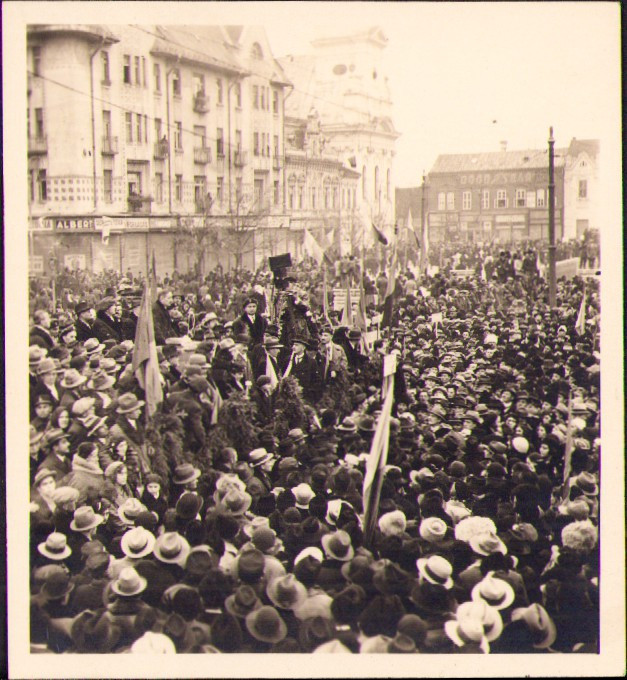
<box><xmin>500</xmin><ymin>140</ymin><xmax>507</xmax><ymax>152</ymax></box>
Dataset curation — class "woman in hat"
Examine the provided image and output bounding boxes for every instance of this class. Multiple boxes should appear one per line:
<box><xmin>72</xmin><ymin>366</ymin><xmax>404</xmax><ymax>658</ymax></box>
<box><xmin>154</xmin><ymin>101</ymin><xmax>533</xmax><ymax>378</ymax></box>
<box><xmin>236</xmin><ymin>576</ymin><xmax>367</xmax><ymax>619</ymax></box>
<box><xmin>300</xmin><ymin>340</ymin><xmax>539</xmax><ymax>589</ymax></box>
<box><xmin>101</xmin><ymin>462</ymin><xmax>134</xmax><ymax>513</ymax></box>
<box><xmin>60</xmin><ymin>441</ymin><xmax>106</xmax><ymax>506</ymax></box>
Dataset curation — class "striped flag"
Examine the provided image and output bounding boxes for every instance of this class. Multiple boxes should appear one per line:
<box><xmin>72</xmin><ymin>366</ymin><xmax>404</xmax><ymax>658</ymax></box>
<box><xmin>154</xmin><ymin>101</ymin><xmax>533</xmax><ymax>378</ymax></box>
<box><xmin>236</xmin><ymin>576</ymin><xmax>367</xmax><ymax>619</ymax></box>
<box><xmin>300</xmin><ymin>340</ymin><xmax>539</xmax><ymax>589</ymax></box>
<box><xmin>132</xmin><ymin>281</ymin><xmax>163</xmax><ymax>417</ymax></box>
<box><xmin>362</xmin><ymin>368</ymin><xmax>395</xmax><ymax>547</ymax></box>
<box><xmin>575</xmin><ymin>287</ymin><xmax>587</xmax><ymax>336</ymax></box>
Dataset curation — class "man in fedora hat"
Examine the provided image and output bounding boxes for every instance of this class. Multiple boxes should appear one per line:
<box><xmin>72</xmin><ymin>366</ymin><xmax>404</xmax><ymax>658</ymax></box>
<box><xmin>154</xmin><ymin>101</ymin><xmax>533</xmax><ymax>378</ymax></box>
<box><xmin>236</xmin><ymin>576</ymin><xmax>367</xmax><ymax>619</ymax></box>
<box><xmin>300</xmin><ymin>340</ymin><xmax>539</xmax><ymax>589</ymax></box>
<box><xmin>92</xmin><ymin>297</ymin><xmax>121</xmax><ymax>344</ymax></box>
<box><xmin>38</xmin><ymin>430</ymin><xmax>72</xmax><ymax>481</ymax></box>
<box><xmin>282</xmin><ymin>335</ymin><xmax>320</xmax><ymax>403</ymax></box>
<box><xmin>74</xmin><ymin>301</ymin><xmax>96</xmax><ymax>344</ymax></box>
<box><xmin>109</xmin><ymin>393</ymin><xmax>147</xmax><ymax>467</ymax></box>
<box><xmin>152</xmin><ymin>289</ymin><xmax>178</xmax><ymax>346</ymax></box>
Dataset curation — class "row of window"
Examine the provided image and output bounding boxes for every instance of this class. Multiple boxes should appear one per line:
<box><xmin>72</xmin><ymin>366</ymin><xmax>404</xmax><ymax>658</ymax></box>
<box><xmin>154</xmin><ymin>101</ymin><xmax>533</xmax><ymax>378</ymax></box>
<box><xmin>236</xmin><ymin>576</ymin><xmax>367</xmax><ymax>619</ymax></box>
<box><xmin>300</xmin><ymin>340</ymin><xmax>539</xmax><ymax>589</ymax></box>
<box><xmin>361</xmin><ymin>166</ymin><xmax>392</xmax><ymax>202</ymax></box>
<box><xmin>437</xmin><ymin>189</ymin><xmax>549</xmax><ymax>211</ymax></box>
<box><xmin>252</xmin><ymin>84</ymin><xmax>279</xmax><ymax>113</ymax></box>
<box><xmin>287</xmin><ymin>185</ymin><xmax>356</xmax><ymax>211</ymax></box>
<box><xmin>253</xmin><ymin>132</ymin><xmax>280</xmax><ymax>157</ymax></box>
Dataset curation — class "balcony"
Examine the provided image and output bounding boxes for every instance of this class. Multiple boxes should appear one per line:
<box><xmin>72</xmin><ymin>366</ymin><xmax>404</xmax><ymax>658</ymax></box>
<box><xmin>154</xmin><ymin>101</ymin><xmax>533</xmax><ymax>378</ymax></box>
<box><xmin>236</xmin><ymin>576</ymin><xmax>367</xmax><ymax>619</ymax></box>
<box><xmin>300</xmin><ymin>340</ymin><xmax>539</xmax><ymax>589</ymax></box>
<box><xmin>28</xmin><ymin>135</ymin><xmax>48</xmax><ymax>155</ymax></box>
<box><xmin>194</xmin><ymin>146</ymin><xmax>212</xmax><ymax>164</ymax></box>
<box><xmin>153</xmin><ymin>140</ymin><xmax>169</xmax><ymax>159</ymax></box>
<box><xmin>233</xmin><ymin>150</ymin><xmax>248</xmax><ymax>167</ymax></box>
<box><xmin>127</xmin><ymin>194</ymin><xmax>153</xmax><ymax>214</ymax></box>
<box><xmin>101</xmin><ymin>136</ymin><xmax>119</xmax><ymax>155</ymax></box>
<box><xmin>193</xmin><ymin>94</ymin><xmax>209</xmax><ymax>114</ymax></box>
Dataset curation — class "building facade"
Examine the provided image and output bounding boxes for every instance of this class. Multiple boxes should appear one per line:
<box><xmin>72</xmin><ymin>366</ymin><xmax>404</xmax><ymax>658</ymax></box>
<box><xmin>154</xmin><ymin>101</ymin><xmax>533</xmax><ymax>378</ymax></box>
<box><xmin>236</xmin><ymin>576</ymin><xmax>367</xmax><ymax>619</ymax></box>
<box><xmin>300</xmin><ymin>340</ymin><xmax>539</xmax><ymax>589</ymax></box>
<box><xmin>27</xmin><ymin>24</ymin><xmax>298</xmax><ymax>277</ymax></box>
<box><xmin>424</xmin><ymin>139</ymin><xmax>600</xmax><ymax>245</ymax></box>
<box><xmin>279</xmin><ymin>26</ymin><xmax>399</xmax><ymax>244</ymax></box>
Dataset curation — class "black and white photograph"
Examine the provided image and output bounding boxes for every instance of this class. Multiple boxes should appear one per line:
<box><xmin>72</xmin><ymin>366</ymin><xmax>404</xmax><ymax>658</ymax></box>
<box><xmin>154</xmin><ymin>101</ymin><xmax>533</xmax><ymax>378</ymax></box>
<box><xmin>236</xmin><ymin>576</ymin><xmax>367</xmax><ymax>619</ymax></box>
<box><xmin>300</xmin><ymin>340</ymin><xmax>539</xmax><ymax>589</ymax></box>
<box><xmin>3</xmin><ymin>2</ymin><xmax>624</xmax><ymax>677</ymax></box>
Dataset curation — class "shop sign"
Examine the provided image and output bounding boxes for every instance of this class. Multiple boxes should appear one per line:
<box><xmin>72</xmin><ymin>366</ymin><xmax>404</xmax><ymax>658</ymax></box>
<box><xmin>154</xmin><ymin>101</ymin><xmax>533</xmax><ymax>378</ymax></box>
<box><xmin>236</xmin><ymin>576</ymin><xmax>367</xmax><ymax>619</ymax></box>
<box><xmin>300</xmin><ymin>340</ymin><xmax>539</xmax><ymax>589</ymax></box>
<box><xmin>152</xmin><ymin>218</ymin><xmax>174</xmax><ymax>229</ymax></box>
<box><xmin>30</xmin><ymin>218</ymin><xmax>53</xmax><ymax>231</ymax></box>
<box><xmin>126</xmin><ymin>218</ymin><xmax>150</xmax><ymax>230</ymax></box>
<box><xmin>29</xmin><ymin>256</ymin><xmax>44</xmax><ymax>274</ymax></box>
<box><xmin>64</xmin><ymin>254</ymin><xmax>86</xmax><ymax>270</ymax></box>
<box><xmin>48</xmin><ymin>218</ymin><xmax>95</xmax><ymax>231</ymax></box>
<box><xmin>460</xmin><ymin>171</ymin><xmax>538</xmax><ymax>186</ymax></box>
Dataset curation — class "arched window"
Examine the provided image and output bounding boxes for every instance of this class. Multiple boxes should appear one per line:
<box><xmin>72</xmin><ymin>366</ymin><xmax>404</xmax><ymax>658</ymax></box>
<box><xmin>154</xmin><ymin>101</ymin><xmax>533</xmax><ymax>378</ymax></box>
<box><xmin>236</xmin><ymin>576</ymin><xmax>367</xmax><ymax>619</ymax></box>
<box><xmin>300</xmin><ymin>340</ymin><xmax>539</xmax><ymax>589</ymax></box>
<box><xmin>362</xmin><ymin>166</ymin><xmax>367</xmax><ymax>199</ymax></box>
<box><xmin>251</xmin><ymin>43</ymin><xmax>263</xmax><ymax>60</ymax></box>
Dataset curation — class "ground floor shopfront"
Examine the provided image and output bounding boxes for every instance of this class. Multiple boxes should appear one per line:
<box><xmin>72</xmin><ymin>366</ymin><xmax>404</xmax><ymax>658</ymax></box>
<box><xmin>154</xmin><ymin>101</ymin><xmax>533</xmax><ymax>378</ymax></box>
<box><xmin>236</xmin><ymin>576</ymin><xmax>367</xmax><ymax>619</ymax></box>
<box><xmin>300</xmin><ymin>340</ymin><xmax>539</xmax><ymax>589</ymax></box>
<box><xmin>27</xmin><ymin>213</ymin><xmax>323</xmax><ymax>278</ymax></box>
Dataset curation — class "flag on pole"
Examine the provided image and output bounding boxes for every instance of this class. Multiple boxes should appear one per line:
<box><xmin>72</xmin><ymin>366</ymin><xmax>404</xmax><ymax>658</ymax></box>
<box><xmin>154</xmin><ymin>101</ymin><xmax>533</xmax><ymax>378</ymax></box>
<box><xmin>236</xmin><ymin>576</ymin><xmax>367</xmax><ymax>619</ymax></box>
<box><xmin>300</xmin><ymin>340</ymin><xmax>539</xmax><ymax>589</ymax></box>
<box><xmin>381</xmin><ymin>244</ymin><xmax>398</xmax><ymax>328</ymax></box>
<box><xmin>562</xmin><ymin>393</ymin><xmax>574</xmax><ymax>499</ymax></box>
<box><xmin>149</xmin><ymin>249</ymin><xmax>158</xmax><ymax>304</ymax></box>
<box><xmin>575</xmin><ymin>287</ymin><xmax>587</xmax><ymax>336</ymax></box>
<box><xmin>340</xmin><ymin>281</ymin><xmax>352</xmax><ymax>327</ymax></box>
<box><xmin>303</xmin><ymin>228</ymin><xmax>325</xmax><ymax>265</ymax></box>
<box><xmin>101</xmin><ymin>216</ymin><xmax>112</xmax><ymax>246</ymax></box>
<box><xmin>322</xmin><ymin>268</ymin><xmax>332</xmax><ymax>327</ymax></box>
<box><xmin>372</xmin><ymin>222</ymin><xmax>389</xmax><ymax>246</ymax></box>
<box><xmin>362</xmin><ymin>368</ymin><xmax>395</xmax><ymax>547</ymax></box>
<box><xmin>407</xmin><ymin>208</ymin><xmax>420</xmax><ymax>249</ymax></box>
<box><xmin>132</xmin><ymin>282</ymin><xmax>163</xmax><ymax>418</ymax></box>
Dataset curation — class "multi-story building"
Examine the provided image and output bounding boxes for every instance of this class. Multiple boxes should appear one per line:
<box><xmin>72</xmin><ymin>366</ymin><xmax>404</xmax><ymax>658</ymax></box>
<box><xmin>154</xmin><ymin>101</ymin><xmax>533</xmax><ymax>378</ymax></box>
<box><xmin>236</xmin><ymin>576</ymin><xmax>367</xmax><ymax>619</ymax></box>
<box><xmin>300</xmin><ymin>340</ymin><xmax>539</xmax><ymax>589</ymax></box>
<box><xmin>563</xmin><ymin>138</ymin><xmax>600</xmax><ymax>240</ymax></box>
<box><xmin>279</xmin><ymin>26</ymin><xmax>399</xmax><ymax>244</ymax></box>
<box><xmin>424</xmin><ymin>138</ymin><xmax>600</xmax><ymax>245</ymax></box>
<box><xmin>425</xmin><ymin>142</ymin><xmax>567</xmax><ymax>244</ymax></box>
<box><xmin>283</xmin><ymin>108</ymin><xmax>360</xmax><ymax>258</ymax></box>
<box><xmin>27</xmin><ymin>24</ymin><xmax>293</xmax><ymax>275</ymax></box>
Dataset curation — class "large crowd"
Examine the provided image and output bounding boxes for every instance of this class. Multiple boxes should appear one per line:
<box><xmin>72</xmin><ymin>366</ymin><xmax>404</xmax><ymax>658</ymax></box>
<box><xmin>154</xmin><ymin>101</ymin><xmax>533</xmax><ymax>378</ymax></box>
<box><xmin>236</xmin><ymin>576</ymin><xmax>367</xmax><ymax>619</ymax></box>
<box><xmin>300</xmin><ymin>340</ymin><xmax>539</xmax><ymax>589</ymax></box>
<box><xmin>28</xmin><ymin>243</ymin><xmax>600</xmax><ymax>654</ymax></box>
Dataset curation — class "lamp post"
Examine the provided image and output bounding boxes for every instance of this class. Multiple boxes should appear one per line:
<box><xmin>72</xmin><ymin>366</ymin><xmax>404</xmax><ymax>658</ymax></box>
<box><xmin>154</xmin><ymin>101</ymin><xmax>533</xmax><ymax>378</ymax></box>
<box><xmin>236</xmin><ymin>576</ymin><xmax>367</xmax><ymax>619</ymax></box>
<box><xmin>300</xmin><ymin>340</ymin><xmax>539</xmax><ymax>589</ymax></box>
<box><xmin>548</xmin><ymin>127</ymin><xmax>557</xmax><ymax>307</ymax></box>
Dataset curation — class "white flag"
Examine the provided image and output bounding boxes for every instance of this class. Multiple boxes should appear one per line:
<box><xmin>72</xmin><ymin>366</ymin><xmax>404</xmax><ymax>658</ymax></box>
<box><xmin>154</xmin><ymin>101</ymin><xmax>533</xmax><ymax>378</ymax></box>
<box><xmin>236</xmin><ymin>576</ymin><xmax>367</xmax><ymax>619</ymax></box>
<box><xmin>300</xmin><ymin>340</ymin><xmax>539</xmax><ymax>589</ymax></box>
<box><xmin>303</xmin><ymin>228</ymin><xmax>325</xmax><ymax>265</ymax></box>
<box><xmin>101</xmin><ymin>216</ymin><xmax>112</xmax><ymax>246</ymax></box>
<box><xmin>575</xmin><ymin>288</ymin><xmax>587</xmax><ymax>336</ymax></box>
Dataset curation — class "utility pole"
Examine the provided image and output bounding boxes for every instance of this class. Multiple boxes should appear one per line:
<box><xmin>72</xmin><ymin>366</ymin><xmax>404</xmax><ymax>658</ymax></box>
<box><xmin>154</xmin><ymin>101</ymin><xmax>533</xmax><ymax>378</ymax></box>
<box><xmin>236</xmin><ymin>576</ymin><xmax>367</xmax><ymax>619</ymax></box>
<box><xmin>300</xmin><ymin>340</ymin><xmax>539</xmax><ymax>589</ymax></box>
<box><xmin>548</xmin><ymin>127</ymin><xmax>556</xmax><ymax>307</ymax></box>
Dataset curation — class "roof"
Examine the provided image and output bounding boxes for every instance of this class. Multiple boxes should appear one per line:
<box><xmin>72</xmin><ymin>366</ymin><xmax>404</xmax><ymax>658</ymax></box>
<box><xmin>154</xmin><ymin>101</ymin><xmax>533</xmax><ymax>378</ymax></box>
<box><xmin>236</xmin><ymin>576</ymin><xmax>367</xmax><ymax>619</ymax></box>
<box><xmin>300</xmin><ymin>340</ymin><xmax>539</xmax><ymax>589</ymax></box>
<box><xmin>150</xmin><ymin>26</ymin><xmax>247</xmax><ymax>75</ymax></box>
<box><xmin>568</xmin><ymin>138</ymin><xmax>600</xmax><ymax>159</ymax></box>
<box><xmin>27</xmin><ymin>24</ymin><xmax>119</xmax><ymax>44</ymax></box>
<box><xmin>430</xmin><ymin>148</ymin><xmax>567</xmax><ymax>174</ymax></box>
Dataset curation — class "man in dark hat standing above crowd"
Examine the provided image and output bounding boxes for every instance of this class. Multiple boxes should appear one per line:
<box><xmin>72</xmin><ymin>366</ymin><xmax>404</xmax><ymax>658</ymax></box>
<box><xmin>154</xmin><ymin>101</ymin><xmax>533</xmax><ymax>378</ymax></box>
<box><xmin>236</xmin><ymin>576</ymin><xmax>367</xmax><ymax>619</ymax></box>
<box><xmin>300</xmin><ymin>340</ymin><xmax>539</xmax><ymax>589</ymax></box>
<box><xmin>233</xmin><ymin>298</ymin><xmax>268</xmax><ymax>348</ymax></box>
<box><xmin>74</xmin><ymin>302</ymin><xmax>96</xmax><ymax>344</ymax></box>
<box><xmin>92</xmin><ymin>297</ymin><xmax>121</xmax><ymax>344</ymax></box>
<box><xmin>152</xmin><ymin>289</ymin><xmax>177</xmax><ymax>346</ymax></box>
<box><xmin>282</xmin><ymin>336</ymin><xmax>320</xmax><ymax>403</ymax></box>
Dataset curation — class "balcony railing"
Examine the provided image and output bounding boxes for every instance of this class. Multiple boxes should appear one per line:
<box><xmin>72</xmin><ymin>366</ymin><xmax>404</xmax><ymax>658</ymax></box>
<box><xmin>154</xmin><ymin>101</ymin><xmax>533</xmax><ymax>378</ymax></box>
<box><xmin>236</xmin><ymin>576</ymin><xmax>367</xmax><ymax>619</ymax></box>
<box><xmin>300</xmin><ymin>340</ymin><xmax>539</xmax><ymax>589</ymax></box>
<box><xmin>153</xmin><ymin>141</ymin><xmax>169</xmax><ymax>159</ymax></box>
<box><xmin>127</xmin><ymin>195</ymin><xmax>153</xmax><ymax>214</ymax></box>
<box><xmin>194</xmin><ymin>146</ymin><xmax>212</xmax><ymax>164</ymax></box>
<box><xmin>28</xmin><ymin>135</ymin><xmax>48</xmax><ymax>155</ymax></box>
<box><xmin>193</xmin><ymin>94</ymin><xmax>209</xmax><ymax>114</ymax></box>
<box><xmin>101</xmin><ymin>136</ymin><xmax>119</xmax><ymax>155</ymax></box>
<box><xmin>233</xmin><ymin>150</ymin><xmax>248</xmax><ymax>167</ymax></box>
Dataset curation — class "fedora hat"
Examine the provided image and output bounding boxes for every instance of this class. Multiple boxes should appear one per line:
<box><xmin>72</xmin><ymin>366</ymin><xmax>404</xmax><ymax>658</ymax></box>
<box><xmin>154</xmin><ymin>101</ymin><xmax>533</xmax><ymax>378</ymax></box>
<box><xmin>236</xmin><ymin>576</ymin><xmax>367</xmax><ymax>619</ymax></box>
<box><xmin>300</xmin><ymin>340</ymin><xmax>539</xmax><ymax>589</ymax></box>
<box><xmin>357</xmin><ymin>416</ymin><xmax>376</xmax><ymax>434</ymax></box>
<box><xmin>84</xmin><ymin>337</ymin><xmax>106</xmax><ymax>355</ymax></box>
<box><xmin>33</xmin><ymin>467</ymin><xmax>57</xmax><ymax>487</ymax></box>
<box><xmin>175</xmin><ymin>492</ymin><xmax>204</xmax><ymax>521</ymax></box>
<box><xmin>245</xmin><ymin>606</ymin><xmax>288</xmax><ymax>644</ymax></box>
<box><xmin>572</xmin><ymin>471</ymin><xmax>598</xmax><ymax>496</ymax></box>
<box><xmin>116</xmin><ymin>393</ymin><xmax>145</xmax><ymax>414</ymax></box>
<box><xmin>510</xmin><ymin>603</ymin><xmax>557</xmax><ymax>649</ymax></box>
<box><xmin>121</xmin><ymin>527</ymin><xmax>157</xmax><ymax>559</ymax></box>
<box><xmin>172</xmin><ymin>463</ymin><xmax>201</xmax><ymax>486</ymax></box>
<box><xmin>36</xmin><ymin>358</ymin><xmax>56</xmax><ymax>375</ymax></box>
<box><xmin>418</xmin><ymin>517</ymin><xmax>449</xmax><ymax>543</ymax></box>
<box><xmin>250</xmin><ymin>526</ymin><xmax>283</xmax><ymax>555</ymax></box>
<box><xmin>40</xmin><ymin>568</ymin><xmax>75</xmax><ymax>600</ymax></box>
<box><xmin>117</xmin><ymin>498</ymin><xmax>147</xmax><ymax>525</ymax></box>
<box><xmin>298</xmin><ymin>615</ymin><xmax>336</xmax><ymax>652</ymax></box>
<box><xmin>232</xmin><ymin>548</ymin><xmax>265</xmax><ymax>584</ymax></box>
<box><xmin>456</xmin><ymin>600</ymin><xmax>504</xmax><ymax>642</ymax></box>
<box><xmin>111</xmin><ymin>566</ymin><xmax>147</xmax><ymax>597</ymax></box>
<box><xmin>87</xmin><ymin>371</ymin><xmax>116</xmax><ymax>391</ymax></box>
<box><xmin>378</xmin><ymin>510</ymin><xmax>407</xmax><ymax>537</ymax></box>
<box><xmin>336</xmin><ymin>417</ymin><xmax>357</xmax><ymax>433</ymax></box>
<box><xmin>70</xmin><ymin>506</ymin><xmax>104</xmax><ymax>532</ymax></box>
<box><xmin>468</xmin><ymin>531</ymin><xmax>508</xmax><ymax>556</ymax></box>
<box><xmin>331</xmin><ymin>584</ymin><xmax>367</xmax><ymax>625</ymax></box>
<box><xmin>292</xmin><ymin>483</ymin><xmax>315</xmax><ymax>509</ymax></box>
<box><xmin>248</xmin><ymin>447</ymin><xmax>274</xmax><ymax>468</ymax></box>
<box><xmin>29</xmin><ymin>345</ymin><xmax>47</xmax><ymax>366</ymax></box>
<box><xmin>444</xmin><ymin>616</ymin><xmax>489</xmax><ymax>653</ymax></box>
<box><xmin>321</xmin><ymin>530</ymin><xmax>354</xmax><ymax>561</ymax></box>
<box><xmin>416</xmin><ymin>555</ymin><xmax>453</xmax><ymax>590</ymax></box>
<box><xmin>153</xmin><ymin>532</ymin><xmax>191</xmax><ymax>565</ymax></box>
<box><xmin>225</xmin><ymin>585</ymin><xmax>263</xmax><ymax>619</ymax></box>
<box><xmin>266</xmin><ymin>574</ymin><xmax>308</xmax><ymax>610</ymax></box>
<box><xmin>71</xmin><ymin>396</ymin><xmax>96</xmax><ymax>416</ymax></box>
<box><xmin>60</xmin><ymin>368</ymin><xmax>87</xmax><ymax>389</ymax></box>
<box><xmin>38</xmin><ymin>532</ymin><xmax>72</xmax><ymax>561</ymax></box>
<box><xmin>218</xmin><ymin>488</ymin><xmax>252</xmax><ymax>516</ymax></box>
<box><xmin>471</xmin><ymin>572</ymin><xmax>515</xmax><ymax>610</ymax></box>
<box><xmin>263</xmin><ymin>337</ymin><xmax>283</xmax><ymax>349</ymax></box>
<box><xmin>242</xmin><ymin>515</ymin><xmax>271</xmax><ymax>539</ymax></box>
<box><xmin>71</xmin><ymin>610</ymin><xmax>121</xmax><ymax>653</ymax></box>
<box><xmin>293</xmin><ymin>591</ymin><xmax>334</xmax><ymax>622</ymax></box>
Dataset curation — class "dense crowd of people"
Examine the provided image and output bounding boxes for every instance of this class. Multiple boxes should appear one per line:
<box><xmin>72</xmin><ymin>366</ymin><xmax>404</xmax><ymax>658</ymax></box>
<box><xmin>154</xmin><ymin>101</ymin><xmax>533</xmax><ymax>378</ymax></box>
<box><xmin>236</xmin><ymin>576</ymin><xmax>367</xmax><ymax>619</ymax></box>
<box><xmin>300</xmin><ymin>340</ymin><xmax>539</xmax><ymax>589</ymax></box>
<box><xmin>28</xmin><ymin>243</ymin><xmax>600</xmax><ymax>654</ymax></box>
